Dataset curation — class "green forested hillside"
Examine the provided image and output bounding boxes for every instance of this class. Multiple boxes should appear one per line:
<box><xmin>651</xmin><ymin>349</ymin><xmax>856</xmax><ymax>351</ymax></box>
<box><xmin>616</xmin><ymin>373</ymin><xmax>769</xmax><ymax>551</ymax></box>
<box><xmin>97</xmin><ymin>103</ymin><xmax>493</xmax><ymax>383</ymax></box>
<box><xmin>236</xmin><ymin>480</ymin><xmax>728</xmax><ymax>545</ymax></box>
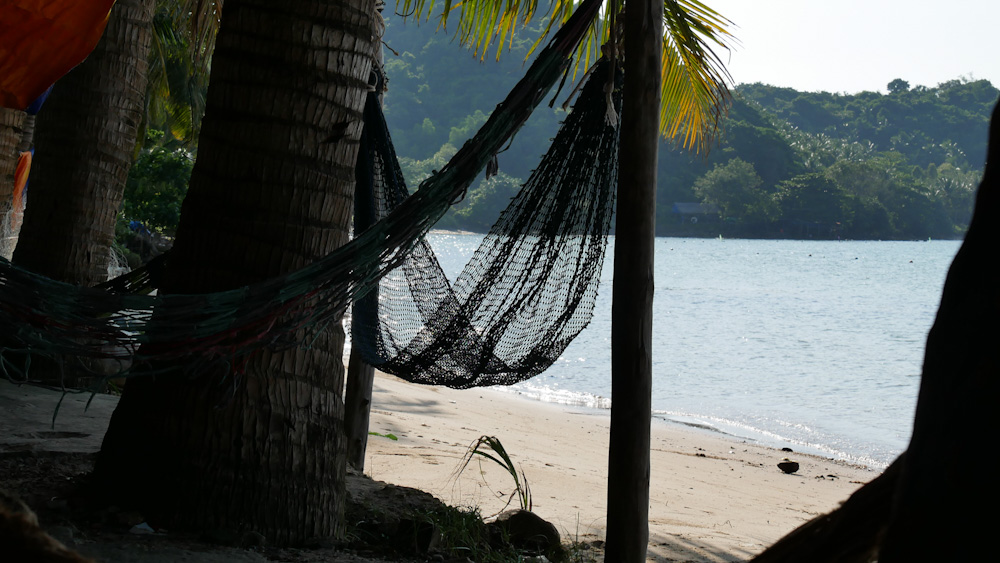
<box><xmin>380</xmin><ymin>18</ymin><xmax>997</xmax><ymax>239</ymax></box>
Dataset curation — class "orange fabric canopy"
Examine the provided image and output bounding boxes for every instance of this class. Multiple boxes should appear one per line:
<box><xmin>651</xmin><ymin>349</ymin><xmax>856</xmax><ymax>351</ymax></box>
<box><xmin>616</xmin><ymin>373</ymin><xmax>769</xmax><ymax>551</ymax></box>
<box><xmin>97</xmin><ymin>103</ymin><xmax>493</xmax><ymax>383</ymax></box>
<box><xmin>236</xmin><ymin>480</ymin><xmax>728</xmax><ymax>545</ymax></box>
<box><xmin>0</xmin><ymin>0</ymin><xmax>116</xmax><ymax>110</ymax></box>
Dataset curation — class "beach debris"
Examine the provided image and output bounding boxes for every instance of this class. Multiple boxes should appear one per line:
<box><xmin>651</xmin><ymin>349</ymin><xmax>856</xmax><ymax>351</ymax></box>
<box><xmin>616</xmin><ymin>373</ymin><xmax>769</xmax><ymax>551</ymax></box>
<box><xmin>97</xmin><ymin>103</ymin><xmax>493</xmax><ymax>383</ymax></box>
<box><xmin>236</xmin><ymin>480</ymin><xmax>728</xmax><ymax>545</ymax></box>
<box><xmin>488</xmin><ymin>509</ymin><xmax>561</xmax><ymax>557</ymax></box>
<box><xmin>778</xmin><ymin>459</ymin><xmax>800</xmax><ymax>474</ymax></box>
<box><xmin>781</xmin><ymin>447</ymin><xmax>793</xmax><ymax>452</ymax></box>
<box><xmin>456</xmin><ymin>435</ymin><xmax>532</xmax><ymax>511</ymax></box>
<box><xmin>129</xmin><ymin>522</ymin><xmax>155</xmax><ymax>535</ymax></box>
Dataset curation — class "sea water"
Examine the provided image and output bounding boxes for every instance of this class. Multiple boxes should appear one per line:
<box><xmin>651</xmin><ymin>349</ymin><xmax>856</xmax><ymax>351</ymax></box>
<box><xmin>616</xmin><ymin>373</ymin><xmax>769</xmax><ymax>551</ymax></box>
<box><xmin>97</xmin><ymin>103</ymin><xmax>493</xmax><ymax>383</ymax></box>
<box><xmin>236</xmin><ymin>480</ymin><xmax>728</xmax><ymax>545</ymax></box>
<box><xmin>421</xmin><ymin>233</ymin><xmax>961</xmax><ymax>470</ymax></box>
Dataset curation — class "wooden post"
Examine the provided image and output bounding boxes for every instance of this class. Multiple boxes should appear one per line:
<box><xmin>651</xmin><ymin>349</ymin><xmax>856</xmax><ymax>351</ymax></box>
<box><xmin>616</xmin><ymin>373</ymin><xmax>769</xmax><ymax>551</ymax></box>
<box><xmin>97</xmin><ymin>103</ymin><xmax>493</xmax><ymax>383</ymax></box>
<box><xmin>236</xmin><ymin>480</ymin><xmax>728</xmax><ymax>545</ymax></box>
<box><xmin>343</xmin><ymin>3</ymin><xmax>386</xmax><ymax>473</ymax></box>
<box><xmin>344</xmin><ymin>348</ymin><xmax>375</xmax><ymax>471</ymax></box>
<box><xmin>605</xmin><ymin>0</ymin><xmax>661</xmax><ymax>560</ymax></box>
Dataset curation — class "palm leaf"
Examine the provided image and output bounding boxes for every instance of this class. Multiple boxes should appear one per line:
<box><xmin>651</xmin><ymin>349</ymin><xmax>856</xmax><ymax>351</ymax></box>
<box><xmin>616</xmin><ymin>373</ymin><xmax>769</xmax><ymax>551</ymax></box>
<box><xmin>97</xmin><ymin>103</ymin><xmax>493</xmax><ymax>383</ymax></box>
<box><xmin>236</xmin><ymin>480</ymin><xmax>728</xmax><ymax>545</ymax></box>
<box><xmin>393</xmin><ymin>0</ymin><xmax>734</xmax><ymax>152</ymax></box>
<box><xmin>661</xmin><ymin>0</ymin><xmax>734</xmax><ymax>153</ymax></box>
<box><xmin>454</xmin><ymin>435</ymin><xmax>532</xmax><ymax>512</ymax></box>
<box><xmin>143</xmin><ymin>0</ymin><xmax>220</xmax><ymax>147</ymax></box>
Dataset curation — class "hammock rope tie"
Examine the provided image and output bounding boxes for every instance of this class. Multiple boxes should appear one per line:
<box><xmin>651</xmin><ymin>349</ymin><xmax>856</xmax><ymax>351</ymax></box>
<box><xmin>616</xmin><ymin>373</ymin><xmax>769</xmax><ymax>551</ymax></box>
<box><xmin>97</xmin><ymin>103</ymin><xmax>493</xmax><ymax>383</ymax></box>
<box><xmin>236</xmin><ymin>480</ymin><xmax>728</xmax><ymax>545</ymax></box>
<box><xmin>0</xmin><ymin>0</ymin><xmax>606</xmax><ymax>386</ymax></box>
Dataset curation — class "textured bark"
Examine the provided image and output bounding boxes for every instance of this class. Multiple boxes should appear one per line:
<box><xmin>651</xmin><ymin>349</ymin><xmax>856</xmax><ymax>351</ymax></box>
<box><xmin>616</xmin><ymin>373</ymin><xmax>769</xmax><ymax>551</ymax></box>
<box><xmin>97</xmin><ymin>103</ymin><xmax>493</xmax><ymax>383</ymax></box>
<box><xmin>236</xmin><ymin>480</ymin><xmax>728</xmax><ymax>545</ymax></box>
<box><xmin>16</xmin><ymin>115</ymin><xmax>35</xmax><ymax>153</ymax></box>
<box><xmin>96</xmin><ymin>0</ymin><xmax>376</xmax><ymax>545</ymax></box>
<box><xmin>11</xmin><ymin>0</ymin><xmax>154</xmax><ymax>287</ymax></box>
<box><xmin>345</xmin><ymin>344</ymin><xmax>376</xmax><ymax>470</ymax></box>
<box><xmin>1</xmin><ymin>108</ymin><xmax>24</xmax><ymax>259</ymax></box>
<box><xmin>605</xmin><ymin>1</ymin><xmax>661</xmax><ymax>561</ymax></box>
<box><xmin>0</xmin><ymin>107</ymin><xmax>24</xmax><ymax>218</ymax></box>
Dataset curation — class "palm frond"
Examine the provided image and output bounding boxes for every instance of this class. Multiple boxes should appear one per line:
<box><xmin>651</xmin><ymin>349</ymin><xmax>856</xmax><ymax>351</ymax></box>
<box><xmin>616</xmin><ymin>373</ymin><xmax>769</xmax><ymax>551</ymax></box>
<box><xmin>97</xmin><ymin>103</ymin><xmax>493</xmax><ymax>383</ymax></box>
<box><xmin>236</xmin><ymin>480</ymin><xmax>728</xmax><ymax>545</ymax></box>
<box><xmin>143</xmin><ymin>0</ymin><xmax>219</xmax><ymax>147</ymax></box>
<box><xmin>394</xmin><ymin>0</ymin><xmax>735</xmax><ymax>151</ymax></box>
<box><xmin>661</xmin><ymin>0</ymin><xmax>735</xmax><ymax>153</ymax></box>
<box><xmin>454</xmin><ymin>435</ymin><xmax>532</xmax><ymax>513</ymax></box>
<box><xmin>170</xmin><ymin>0</ymin><xmax>222</xmax><ymax>75</ymax></box>
<box><xmin>396</xmin><ymin>0</ymin><xmax>544</xmax><ymax>61</ymax></box>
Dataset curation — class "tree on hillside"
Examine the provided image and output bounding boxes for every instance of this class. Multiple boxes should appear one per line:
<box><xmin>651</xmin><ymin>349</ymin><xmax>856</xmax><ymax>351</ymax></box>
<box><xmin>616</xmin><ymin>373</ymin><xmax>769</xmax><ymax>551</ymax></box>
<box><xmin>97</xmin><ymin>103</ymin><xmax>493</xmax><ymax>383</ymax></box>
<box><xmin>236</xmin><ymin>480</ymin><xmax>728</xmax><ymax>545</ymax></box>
<box><xmin>692</xmin><ymin>157</ymin><xmax>773</xmax><ymax>222</ymax></box>
<box><xmin>926</xmin><ymin>162</ymin><xmax>980</xmax><ymax>229</ymax></box>
<box><xmin>774</xmin><ymin>173</ymin><xmax>852</xmax><ymax>233</ymax></box>
<box><xmin>887</xmin><ymin>78</ymin><xmax>910</xmax><ymax>94</ymax></box>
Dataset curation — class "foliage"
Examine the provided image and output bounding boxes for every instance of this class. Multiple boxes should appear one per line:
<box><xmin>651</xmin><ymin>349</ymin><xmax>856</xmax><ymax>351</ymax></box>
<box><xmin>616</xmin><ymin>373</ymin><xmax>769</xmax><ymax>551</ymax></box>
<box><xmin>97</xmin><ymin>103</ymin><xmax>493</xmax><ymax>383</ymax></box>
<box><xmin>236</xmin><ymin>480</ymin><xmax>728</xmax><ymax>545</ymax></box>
<box><xmin>456</xmin><ymin>435</ymin><xmax>532</xmax><ymax>513</ymax></box>
<box><xmin>427</xmin><ymin>505</ymin><xmax>524</xmax><ymax>562</ymax></box>
<box><xmin>121</xmin><ymin>129</ymin><xmax>194</xmax><ymax>234</ymax></box>
<box><xmin>692</xmin><ymin>157</ymin><xmax>772</xmax><ymax>221</ymax></box>
<box><xmin>447</xmin><ymin>172</ymin><xmax>523</xmax><ymax>232</ymax></box>
<box><xmin>380</xmin><ymin>18</ymin><xmax>994</xmax><ymax>239</ymax></box>
<box><xmin>143</xmin><ymin>1</ymin><xmax>218</xmax><ymax>147</ymax></box>
<box><xmin>773</xmin><ymin>173</ymin><xmax>852</xmax><ymax>228</ymax></box>
<box><xmin>121</xmin><ymin>9</ymin><xmax>998</xmax><ymax>241</ymax></box>
<box><xmin>393</xmin><ymin>0</ymin><xmax>736</xmax><ymax>152</ymax></box>
<box><xmin>739</xmin><ymin>77</ymin><xmax>998</xmax><ymax>170</ymax></box>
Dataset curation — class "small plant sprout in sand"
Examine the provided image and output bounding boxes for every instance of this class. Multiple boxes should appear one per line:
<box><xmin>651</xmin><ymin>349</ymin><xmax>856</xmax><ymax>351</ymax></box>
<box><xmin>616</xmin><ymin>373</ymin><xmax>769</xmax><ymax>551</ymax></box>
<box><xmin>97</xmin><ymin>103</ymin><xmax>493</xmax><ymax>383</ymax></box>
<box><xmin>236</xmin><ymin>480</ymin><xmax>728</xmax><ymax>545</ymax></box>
<box><xmin>455</xmin><ymin>435</ymin><xmax>532</xmax><ymax>513</ymax></box>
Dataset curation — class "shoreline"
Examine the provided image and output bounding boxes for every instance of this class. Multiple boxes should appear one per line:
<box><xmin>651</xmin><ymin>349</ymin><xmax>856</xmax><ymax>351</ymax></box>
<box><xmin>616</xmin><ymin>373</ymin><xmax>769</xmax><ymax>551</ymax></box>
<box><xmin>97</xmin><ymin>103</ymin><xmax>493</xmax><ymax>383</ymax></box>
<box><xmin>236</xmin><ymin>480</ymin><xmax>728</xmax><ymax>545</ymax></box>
<box><xmin>365</xmin><ymin>371</ymin><xmax>879</xmax><ymax>561</ymax></box>
<box><xmin>488</xmin><ymin>383</ymin><xmax>896</xmax><ymax>472</ymax></box>
<box><xmin>1</xmin><ymin>374</ymin><xmax>880</xmax><ymax>562</ymax></box>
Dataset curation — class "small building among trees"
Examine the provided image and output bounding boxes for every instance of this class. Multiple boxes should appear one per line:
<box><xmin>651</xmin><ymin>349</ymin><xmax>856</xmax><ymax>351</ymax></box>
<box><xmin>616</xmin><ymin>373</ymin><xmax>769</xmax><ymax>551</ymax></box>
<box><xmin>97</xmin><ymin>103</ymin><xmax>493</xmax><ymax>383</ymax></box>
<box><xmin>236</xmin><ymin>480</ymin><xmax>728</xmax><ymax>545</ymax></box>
<box><xmin>670</xmin><ymin>202</ymin><xmax>720</xmax><ymax>224</ymax></box>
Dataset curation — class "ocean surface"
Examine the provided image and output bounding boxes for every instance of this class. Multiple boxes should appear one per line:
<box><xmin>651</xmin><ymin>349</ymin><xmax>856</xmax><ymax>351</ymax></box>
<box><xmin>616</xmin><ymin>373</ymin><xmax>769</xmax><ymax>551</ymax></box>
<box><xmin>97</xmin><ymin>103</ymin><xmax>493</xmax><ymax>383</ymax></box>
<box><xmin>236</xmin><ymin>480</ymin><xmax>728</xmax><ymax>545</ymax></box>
<box><xmin>406</xmin><ymin>234</ymin><xmax>961</xmax><ymax>470</ymax></box>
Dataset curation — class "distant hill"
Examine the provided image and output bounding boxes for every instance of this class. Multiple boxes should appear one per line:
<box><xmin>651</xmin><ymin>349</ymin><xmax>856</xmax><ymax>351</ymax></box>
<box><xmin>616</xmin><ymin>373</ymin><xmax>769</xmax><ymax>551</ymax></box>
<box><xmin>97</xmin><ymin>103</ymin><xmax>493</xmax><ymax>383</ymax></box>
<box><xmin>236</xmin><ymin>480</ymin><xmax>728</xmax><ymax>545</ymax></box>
<box><xmin>380</xmin><ymin>18</ymin><xmax>999</xmax><ymax>239</ymax></box>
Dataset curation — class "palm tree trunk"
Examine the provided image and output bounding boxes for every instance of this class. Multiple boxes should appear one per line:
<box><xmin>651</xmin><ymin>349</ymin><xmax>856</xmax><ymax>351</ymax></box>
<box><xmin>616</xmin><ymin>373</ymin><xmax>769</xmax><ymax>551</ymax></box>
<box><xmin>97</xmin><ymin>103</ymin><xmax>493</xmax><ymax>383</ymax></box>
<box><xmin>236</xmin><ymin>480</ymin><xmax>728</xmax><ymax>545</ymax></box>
<box><xmin>1</xmin><ymin>107</ymin><xmax>24</xmax><ymax>256</ymax></box>
<box><xmin>95</xmin><ymin>0</ymin><xmax>376</xmax><ymax>545</ymax></box>
<box><xmin>0</xmin><ymin>108</ymin><xmax>23</xmax><ymax>194</ymax></box>
<box><xmin>606</xmin><ymin>0</ymin><xmax>661</xmax><ymax>561</ymax></box>
<box><xmin>11</xmin><ymin>0</ymin><xmax>154</xmax><ymax>287</ymax></box>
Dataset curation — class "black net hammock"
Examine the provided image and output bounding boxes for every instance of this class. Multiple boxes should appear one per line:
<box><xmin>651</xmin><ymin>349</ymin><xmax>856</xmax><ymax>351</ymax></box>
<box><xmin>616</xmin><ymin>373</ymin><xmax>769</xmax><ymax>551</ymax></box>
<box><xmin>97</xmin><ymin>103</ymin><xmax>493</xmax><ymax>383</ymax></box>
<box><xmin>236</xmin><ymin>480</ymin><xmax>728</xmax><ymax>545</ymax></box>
<box><xmin>0</xmin><ymin>0</ymin><xmax>617</xmax><ymax>389</ymax></box>
<box><xmin>351</xmin><ymin>60</ymin><xmax>621</xmax><ymax>388</ymax></box>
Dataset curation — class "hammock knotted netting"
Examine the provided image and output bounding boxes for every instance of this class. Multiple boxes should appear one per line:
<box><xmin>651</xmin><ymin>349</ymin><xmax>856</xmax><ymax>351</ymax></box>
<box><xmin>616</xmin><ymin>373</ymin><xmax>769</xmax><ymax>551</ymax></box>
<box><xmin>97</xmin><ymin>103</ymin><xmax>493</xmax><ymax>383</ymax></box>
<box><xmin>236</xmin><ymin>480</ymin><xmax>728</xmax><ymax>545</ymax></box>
<box><xmin>0</xmin><ymin>0</ymin><xmax>616</xmax><ymax>387</ymax></box>
<box><xmin>351</xmin><ymin>60</ymin><xmax>621</xmax><ymax>388</ymax></box>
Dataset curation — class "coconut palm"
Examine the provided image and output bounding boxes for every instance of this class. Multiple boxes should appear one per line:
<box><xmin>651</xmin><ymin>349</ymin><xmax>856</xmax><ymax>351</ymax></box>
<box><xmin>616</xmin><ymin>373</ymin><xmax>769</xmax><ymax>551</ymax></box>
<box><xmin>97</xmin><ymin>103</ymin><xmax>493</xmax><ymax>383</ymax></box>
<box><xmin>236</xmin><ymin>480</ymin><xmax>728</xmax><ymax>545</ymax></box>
<box><xmin>0</xmin><ymin>108</ymin><xmax>23</xmax><ymax>243</ymax></box>
<box><xmin>95</xmin><ymin>0</ymin><xmax>377</xmax><ymax>543</ymax></box>
<box><xmin>12</xmin><ymin>0</ymin><xmax>156</xmax><ymax>287</ymax></box>
<box><xmin>9</xmin><ymin>0</ymin><xmax>218</xmax><ymax>289</ymax></box>
<box><xmin>142</xmin><ymin>0</ymin><xmax>221</xmax><ymax>146</ymax></box>
<box><xmin>399</xmin><ymin>0</ymin><xmax>735</xmax><ymax>153</ymax></box>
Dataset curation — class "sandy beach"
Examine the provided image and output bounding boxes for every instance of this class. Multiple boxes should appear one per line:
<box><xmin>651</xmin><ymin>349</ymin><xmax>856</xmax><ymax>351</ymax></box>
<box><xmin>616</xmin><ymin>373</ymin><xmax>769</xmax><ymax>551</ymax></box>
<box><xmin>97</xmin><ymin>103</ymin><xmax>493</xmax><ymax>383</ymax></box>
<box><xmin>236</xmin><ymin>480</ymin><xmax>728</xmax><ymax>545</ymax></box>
<box><xmin>364</xmin><ymin>373</ymin><xmax>878</xmax><ymax>562</ymax></box>
<box><xmin>1</xmin><ymin>373</ymin><xmax>878</xmax><ymax>561</ymax></box>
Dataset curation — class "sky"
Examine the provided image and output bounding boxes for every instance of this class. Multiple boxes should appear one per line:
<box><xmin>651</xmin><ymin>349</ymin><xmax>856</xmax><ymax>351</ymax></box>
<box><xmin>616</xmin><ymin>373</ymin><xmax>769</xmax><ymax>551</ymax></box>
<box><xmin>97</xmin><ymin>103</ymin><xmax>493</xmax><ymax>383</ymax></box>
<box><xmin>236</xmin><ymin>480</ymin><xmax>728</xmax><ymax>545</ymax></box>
<box><xmin>705</xmin><ymin>0</ymin><xmax>1000</xmax><ymax>94</ymax></box>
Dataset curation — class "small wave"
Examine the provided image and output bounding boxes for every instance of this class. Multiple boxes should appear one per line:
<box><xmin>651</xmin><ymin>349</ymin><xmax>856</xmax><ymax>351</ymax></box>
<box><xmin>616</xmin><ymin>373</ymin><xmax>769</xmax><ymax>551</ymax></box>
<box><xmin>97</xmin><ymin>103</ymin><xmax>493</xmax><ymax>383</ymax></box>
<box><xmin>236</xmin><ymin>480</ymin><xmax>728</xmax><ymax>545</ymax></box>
<box><xmin>502</xmin><ymin>383</ymin><xmax>611</xmax><ymax>410</ymax></box>
<box><xmin>652</xmin><ymin>410</ymin><xmax>891</xmax><ymax>470</ymax></box>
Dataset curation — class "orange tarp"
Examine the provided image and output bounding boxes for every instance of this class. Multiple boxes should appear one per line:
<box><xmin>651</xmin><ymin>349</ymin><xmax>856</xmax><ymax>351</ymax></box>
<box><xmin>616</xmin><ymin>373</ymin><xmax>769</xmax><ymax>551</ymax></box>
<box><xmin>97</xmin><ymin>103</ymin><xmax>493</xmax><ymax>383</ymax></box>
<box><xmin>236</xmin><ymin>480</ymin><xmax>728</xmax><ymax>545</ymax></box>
<box><xmin>0</xmin><ymin>0</ymin><xmax>116</xmax><ymax>110</ymax></box>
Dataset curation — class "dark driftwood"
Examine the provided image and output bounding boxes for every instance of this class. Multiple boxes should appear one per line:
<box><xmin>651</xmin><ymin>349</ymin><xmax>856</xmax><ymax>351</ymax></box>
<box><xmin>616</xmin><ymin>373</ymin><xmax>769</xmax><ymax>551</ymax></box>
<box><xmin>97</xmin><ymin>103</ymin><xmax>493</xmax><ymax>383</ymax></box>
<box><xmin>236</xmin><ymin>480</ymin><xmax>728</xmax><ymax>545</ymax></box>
<box><xmin>604</xmin><ymin>1</ymin><xmax>661</xmax><ymax>561</ymax></box>
<box><xmin>344</xmin><ymin>348</ymin><xmax>375</xmax><ymax>471</ymax></box>
<box><xmin>751</xmin><ymin>101</ymin><xmax>1000</xmax><ymax>561</ymax></box>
